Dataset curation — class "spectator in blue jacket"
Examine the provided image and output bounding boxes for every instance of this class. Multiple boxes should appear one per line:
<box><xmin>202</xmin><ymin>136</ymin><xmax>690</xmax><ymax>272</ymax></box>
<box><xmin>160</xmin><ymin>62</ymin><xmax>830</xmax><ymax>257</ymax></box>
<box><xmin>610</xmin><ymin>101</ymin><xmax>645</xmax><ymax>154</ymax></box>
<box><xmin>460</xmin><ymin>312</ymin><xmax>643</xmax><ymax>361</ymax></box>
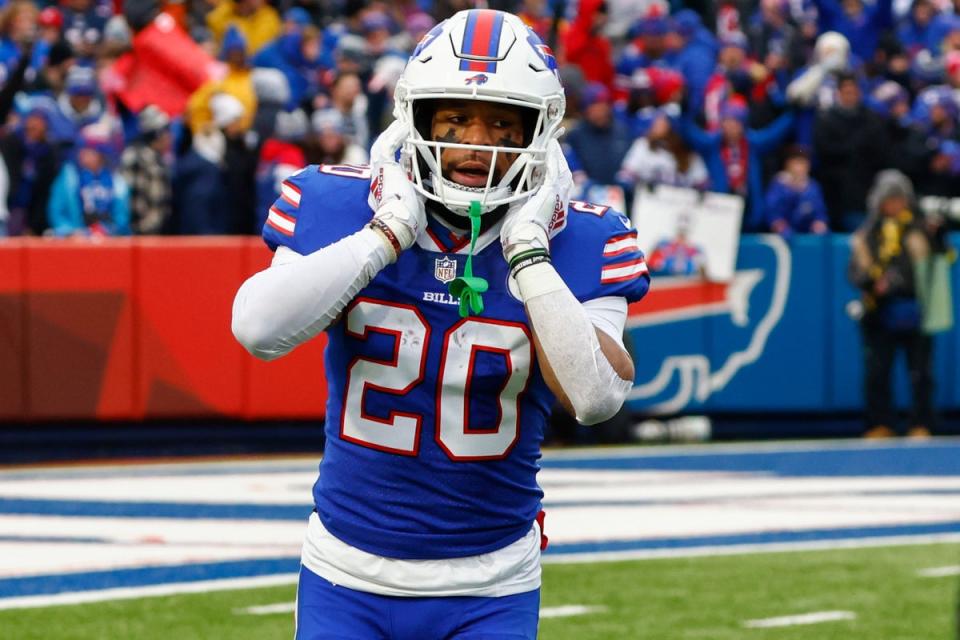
<box><xmin>897</xmin><ymin>0</ymin><xmax>939</xmax><ymax>58</ymax></box>
<box><xmin>764</xmin><ymin>144</ymin><xmax>829</xmax><ymax>236</ymax></box>
<box><xmin>49</xmin><ymin>64</ymin><xmax>105</xmax><ymax>145</ymax></box>
<box><xmin>668</xmin><ymin>10</ymin><xmax>716</xmax><ymax>114</ymax></box>
<box><xmin>564</xmin><ymin>82</ymin><xmax>635</xmax><ymax>186</ymax></box>
<box><xmin>47</xmin><ymin>124</ymin><xmax>130</xmax><ymax>237</ymax></box>
<box><xmin>811</xmin><ymin>0</ymin><xmax>893</xmax><ymax>62</ymax></box>
<box><xmin>677</xmin><ymin>96</ymin><xmax>794</xmax><ymax>229</ymax></box>
<box><xmin>251</xmin><ymin>25</ymin><xmax>324</xmax><ymax>109</ymax></box>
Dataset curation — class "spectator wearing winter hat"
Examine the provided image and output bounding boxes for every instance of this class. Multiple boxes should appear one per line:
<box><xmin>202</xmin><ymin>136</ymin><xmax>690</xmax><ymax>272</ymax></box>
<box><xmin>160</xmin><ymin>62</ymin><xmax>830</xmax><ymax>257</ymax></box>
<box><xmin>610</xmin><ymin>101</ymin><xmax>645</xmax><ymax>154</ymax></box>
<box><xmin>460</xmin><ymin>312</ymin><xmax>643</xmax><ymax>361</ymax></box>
<box><xmin>50</xmin><ymin>63</ymin><xmax>104</xmax><ymax>145</ymax></box>
<box><xmin>249</xmin><ymin>67</ymin><xmax>291</xmax><ymax>144</ymax></box>
<box><xmin>282</xmin><ymin>7</ymin><xmax>313</xmax><ymax>34</ymax></box>
<box><xmin>304</xmin><ymin>108</ymin><xmax>367</xmax><ymax>166</ymax></box>
<box><xmin>100</xmin><ymin>15</ymin><xmax>132</xmax><ymax>58</ymax></box>
<box><xmin>814</xmin><ymin>72</ymin><xmax>889</xmax><ymax>229</ymax></box>
<box><xmin>811</xmin><ymin>0</ymin><xmax>894</xmax><ymax>62</ymax></box>
<box><xmin>255</xmin><ymin>108</ymin><xmax>307</xmax><ymax>231</ymax></box>
<box><xmin>677</xmin><ymin>95</ymin><xmax>795</xmax><ymax>229</ymax></box>
<box><xmin>897</xmin><ymin>0</ymin><xmax>940</xmax><ymax>59</ymax></box>
<box><xmin>564</xmin><ymin>0</ymin><xmax>615</xmax><ymax>89</ymax></box>
<box><xmin>787</xmin><ymin>31</ymin><xmax>853</xmax><ymax>146</ymax></box>
<box><xmin>910</xmin><ymin>85</ymin><xmax>960</xmax><ymax>199</ymax></box>
<box><xmin>210</xmin><ymin>91</ymin><xmax>261</xmax><ymax>234</ymax></box>
<box><xmin>172</xmin><ymin>94</ymin><xmax>237</xmax><ymax>235</ymax></box>
<box><xmin>252</xmin><ymin>24</ymin><xmax>324</xmax><ymax>109</ymax></box>
<box><xmin>788</xmin><ymin>31</ymin><xmax>852</xmax><ymax>108</ymax></box>
<box><xmin>564</xmin><ymin>82</ymin><xmax>635</xmax><ymax>187</ymax></box>
<box><xmin>702</xmin><ymin>33</ymin><xmax>767</xmax><ymax>131</ymax></box>
<box><xmin>323</xmin><ymin>71</ymin><xmax>369</xmax><ymax>151</ymax></box>
<box><xmin>618</xmin><ymin>109</ymin><xmax>709</xmax><ymax>191</ymax></box>
<box><xmin>614</xmin><ymin>68</ymin><xmax>684</xmax><ymax>139</ymax></box>
<box><xmin>863</xmin><ymin>81</ymin><xmax>926</xmax><ymax>177</ymax></box>
<box><xmin>849</xmin><ymin>170</ymin><xmax>936</xmax><ymax>438</ymax></box>
<box><xmin>0</xmin><ymin>103</ymin><xmax>61</xmax><ymax>235</ymax></box>
<box><xmin>332</xmin><ymin>10</ymin><xmax>405</xmax><ymax>77</ymax></box>
<box><xmin>47</xmin><ymin>124</ymin><xmax>130</xmax><ymax>237</ymax></box>
<box><xmin>60</xmin><ymin>0</ymin><xmax>109</xmax><ymax>60</ymax></box>
<box><xmin>763</xmin><ymin>144</ymin><xmax>829</xmax><ymax>236</ymax></box>
<box><xmin>667</xmin><ymin>10</ymin><xmax>717</xmax><ymax>115</ymax></box>
<box><xmin>27</xmin><ymin>7</ymin><xmax>66</xmax><ymax>79</ymax></box>
<box><xmin>186</xmin><ymin>25</ymin><xmax>257</xmax><ymax>135</ymax></box>
<box><xmin>747</xmin><ymin>0</ymin><xmax>805</xmax><ymax>73</ymax></box>
<box><xmin>615</xmin><ymin>10</ymin><xmax>678</xmax><ymax>100</ymax></box>
<box><xmin>120</xmin><ymin>105</ymin><xmax>173</xmax><ymax>235</ymax></box>
<box><xmin>207</xmin><ymin>0</ymin><xmax>281</xmax><ymax>57</ymax></box>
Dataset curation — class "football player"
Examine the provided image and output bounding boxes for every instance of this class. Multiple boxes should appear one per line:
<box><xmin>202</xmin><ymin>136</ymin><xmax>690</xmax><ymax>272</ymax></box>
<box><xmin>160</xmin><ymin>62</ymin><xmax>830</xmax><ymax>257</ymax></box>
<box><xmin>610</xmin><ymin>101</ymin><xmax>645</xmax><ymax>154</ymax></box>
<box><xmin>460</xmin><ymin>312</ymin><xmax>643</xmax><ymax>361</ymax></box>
<box><xmin>232</xmin><ymin>9</ymin><xmax>649</xmax><ymax>639</ymax></box>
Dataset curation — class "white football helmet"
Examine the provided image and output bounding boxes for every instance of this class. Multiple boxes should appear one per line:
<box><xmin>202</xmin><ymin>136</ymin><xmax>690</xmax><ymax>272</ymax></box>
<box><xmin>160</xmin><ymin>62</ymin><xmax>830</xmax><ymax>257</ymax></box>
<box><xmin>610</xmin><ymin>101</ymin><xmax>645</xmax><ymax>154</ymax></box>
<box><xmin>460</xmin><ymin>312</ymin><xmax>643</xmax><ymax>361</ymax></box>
<box><xmin>394</xmin><ymin>9</ymin><xmax>566</xmax><ymax>216</ymax></box>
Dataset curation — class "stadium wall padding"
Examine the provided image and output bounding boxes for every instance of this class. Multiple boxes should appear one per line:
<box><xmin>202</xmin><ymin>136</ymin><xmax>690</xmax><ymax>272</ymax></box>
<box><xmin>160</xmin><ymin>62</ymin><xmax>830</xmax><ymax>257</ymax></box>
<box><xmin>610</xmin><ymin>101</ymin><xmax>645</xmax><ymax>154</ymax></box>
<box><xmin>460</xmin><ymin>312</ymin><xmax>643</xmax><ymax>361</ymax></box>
<box><xmin>0</xmin><ymin>238</ymin><xmax>327</xmax><ymax>421</ymax></box>
<box><xmin>625</xmin><ymin>233</ymin><xmax>958</xmax><ymax>414</ymax></box>
<box><xmin>1</xmin><ymin>234</ymin><xmax>957</xmax><ymax>421</ymax></box>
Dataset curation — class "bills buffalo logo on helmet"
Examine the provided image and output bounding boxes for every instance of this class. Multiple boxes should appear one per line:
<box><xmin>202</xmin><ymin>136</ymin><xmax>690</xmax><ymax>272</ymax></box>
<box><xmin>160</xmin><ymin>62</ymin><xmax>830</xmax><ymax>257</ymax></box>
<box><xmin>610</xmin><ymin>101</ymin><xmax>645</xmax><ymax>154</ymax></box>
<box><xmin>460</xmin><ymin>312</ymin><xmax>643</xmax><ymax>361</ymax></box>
<box><xmin>465</xmin><ymin>74</ymin><xmax>489</xmax><ymax>85</ymax></box>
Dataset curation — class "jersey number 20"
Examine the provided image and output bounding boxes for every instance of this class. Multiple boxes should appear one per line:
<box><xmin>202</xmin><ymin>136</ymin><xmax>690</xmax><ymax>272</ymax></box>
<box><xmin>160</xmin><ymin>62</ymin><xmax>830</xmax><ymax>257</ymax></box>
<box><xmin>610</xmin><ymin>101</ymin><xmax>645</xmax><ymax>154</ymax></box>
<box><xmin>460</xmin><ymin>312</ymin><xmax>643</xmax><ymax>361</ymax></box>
<box><xmin>341</xmin><ymin>298</ymin><xmax>533</xmax><ymax>461</ymax></box>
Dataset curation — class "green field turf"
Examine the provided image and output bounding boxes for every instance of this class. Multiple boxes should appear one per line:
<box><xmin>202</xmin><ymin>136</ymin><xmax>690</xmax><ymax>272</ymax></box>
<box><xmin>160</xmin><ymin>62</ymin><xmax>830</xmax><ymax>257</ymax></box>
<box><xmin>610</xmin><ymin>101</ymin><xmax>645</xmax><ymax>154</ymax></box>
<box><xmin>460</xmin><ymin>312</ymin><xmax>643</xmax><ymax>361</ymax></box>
<box><xmin>2</xmin><ymin>543</ymin><xmax>958</xmax><ymax>639</ymax></box>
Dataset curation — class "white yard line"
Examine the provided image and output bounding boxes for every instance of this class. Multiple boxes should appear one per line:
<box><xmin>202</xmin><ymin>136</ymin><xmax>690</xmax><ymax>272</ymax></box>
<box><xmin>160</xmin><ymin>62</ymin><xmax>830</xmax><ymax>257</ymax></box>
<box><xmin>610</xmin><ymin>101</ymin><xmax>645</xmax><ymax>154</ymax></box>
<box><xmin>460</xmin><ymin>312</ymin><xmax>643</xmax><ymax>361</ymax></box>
<box><xmin>235</xmin><ymin>602</ymin><xmax>296</xmax><ymax>615</ymax></box>
<box><xmin>0</xmin><ymin>575</ymin><xmax>299</xmax><ymax>611</ymax></box>
<box><xmin>917</xmin><ymin>565</ymin><xmax>960</xmax><ymax>577</ymax></box>
<box><xmin>540</xmin><ymin>604</ymin><xmax>607</xmax><ymax>618</ymax></box>
<box><xmin>743</xmin><ymin>611</ymin><xmax>856</xmax><ymax>628</ymax></box>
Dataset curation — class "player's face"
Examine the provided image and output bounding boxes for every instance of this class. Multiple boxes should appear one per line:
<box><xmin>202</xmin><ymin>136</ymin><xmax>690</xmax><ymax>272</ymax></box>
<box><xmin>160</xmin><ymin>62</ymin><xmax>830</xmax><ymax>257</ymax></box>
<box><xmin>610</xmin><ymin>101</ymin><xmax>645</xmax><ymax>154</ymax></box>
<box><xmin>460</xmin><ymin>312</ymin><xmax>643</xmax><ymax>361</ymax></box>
<box><xmin>430</xmin><ymin>99</ymin><xmax>524</xmax><ymax>189</ymax></box>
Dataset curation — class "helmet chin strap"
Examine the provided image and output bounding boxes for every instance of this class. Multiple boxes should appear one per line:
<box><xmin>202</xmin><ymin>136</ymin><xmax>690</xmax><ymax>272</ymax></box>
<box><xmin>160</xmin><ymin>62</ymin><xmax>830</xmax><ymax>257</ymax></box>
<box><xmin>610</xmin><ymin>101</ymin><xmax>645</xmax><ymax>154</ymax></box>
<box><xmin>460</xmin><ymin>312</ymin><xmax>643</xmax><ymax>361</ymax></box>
<box><xmin>429</xmin><ymin>175</ymin><xmax>512</xmax><ymax>216</ymax></box>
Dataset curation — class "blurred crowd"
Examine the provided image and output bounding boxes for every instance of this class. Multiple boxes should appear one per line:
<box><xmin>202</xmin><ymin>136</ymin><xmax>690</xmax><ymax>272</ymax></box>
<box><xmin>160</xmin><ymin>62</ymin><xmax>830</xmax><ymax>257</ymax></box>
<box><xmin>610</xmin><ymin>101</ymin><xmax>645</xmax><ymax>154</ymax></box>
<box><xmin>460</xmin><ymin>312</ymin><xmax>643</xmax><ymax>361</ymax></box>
<box><xmin>4</xmin><ymin>0</ymin><xmax>960</xmax><ymax>238</ymax></box>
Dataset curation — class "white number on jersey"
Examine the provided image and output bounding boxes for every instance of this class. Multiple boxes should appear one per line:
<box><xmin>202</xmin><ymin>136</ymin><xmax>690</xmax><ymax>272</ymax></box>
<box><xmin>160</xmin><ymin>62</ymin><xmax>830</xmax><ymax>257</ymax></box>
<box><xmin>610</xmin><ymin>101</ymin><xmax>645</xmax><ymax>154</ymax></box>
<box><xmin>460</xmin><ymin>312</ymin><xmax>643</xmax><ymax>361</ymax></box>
<box><xmin>341</xmin><ymin>299</ymin><xmax>430</xmax><ymax>455</ymax></box>
<box><xmin>318</xmin><ymin>164</ymin><xmax>372</xmax><ymax>179</ymax></box>
<box><xmin>341</xmin><ymin>300</ymin><xmax>533</xmax><ymax>461</ymax></box>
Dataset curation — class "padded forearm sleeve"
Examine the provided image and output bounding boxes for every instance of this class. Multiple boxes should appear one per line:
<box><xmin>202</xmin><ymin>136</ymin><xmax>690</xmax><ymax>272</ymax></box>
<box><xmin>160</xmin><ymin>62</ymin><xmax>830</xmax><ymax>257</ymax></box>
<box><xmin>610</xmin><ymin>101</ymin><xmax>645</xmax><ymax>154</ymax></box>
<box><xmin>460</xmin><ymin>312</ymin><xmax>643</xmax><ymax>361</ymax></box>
<box><xmin>232</xmin><ymin>228</ymin><xmax>390</xmax><ymax>360</ymax></box>
<box><xmin>516</xmin><ymin>262</ymin><xmax>633</xmax><ymax>425</ymax></box>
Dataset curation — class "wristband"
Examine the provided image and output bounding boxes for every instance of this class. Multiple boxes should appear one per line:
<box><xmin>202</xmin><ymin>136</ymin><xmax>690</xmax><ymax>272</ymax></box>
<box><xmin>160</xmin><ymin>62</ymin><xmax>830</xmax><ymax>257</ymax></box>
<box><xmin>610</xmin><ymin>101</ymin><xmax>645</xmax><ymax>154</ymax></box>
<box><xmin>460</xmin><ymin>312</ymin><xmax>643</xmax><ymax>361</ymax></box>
<box><xmin>368</xmin><ymin>218</ymin><xmax>403</xmax><ymax>261</ymax></box>
<box><xmin>510</xmin><ymin>252</ymin><xmax>551</xmax><ymax>278</ymax></box>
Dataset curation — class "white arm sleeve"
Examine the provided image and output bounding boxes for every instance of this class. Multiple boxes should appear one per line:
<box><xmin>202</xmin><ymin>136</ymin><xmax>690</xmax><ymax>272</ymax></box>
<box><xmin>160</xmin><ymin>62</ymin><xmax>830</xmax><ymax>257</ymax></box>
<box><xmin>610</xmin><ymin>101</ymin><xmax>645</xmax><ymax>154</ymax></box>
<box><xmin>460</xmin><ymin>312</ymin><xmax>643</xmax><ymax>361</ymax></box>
<box><xmin>231</xmin><ymin>228</ymin><xmax>391</xmax><ymax>360</ymax></box>
<box><xmin>786</xmin><ymin>64</ymin><xmax>827</xmax><ymax>106</ymax></box>
<box><xmin>516</xmin><ymin>263</ymin><xmax>633</xmax><ymax>425</ymax></box>
<box><xmin>582</xmin><ymin>296</ymin><xmax>628</xmax><ymax>349</ymax></box>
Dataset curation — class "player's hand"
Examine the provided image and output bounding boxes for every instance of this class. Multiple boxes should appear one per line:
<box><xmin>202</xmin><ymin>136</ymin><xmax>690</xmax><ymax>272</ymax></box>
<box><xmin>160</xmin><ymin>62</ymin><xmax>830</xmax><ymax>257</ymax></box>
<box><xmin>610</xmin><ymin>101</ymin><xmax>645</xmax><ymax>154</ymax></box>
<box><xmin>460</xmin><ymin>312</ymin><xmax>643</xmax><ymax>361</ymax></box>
<box><xmin>500</xmin><ymin>139</ymin><xmax>572</xmax><ymax>264</ymax></box>
<box><xmin>368</xmin><ymin>120</ymin><xmax>425</xmax><ymax>258</ymax></box>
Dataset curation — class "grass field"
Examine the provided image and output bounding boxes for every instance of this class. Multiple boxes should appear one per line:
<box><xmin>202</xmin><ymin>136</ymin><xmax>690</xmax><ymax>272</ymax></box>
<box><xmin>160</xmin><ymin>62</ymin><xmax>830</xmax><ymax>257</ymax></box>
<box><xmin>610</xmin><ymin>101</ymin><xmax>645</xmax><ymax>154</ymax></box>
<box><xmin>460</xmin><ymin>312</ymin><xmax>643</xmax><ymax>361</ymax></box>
<box><xmin>2</xmin><ymin>543</ymin><xmax>957</xmax><ymax>639</ymax></box>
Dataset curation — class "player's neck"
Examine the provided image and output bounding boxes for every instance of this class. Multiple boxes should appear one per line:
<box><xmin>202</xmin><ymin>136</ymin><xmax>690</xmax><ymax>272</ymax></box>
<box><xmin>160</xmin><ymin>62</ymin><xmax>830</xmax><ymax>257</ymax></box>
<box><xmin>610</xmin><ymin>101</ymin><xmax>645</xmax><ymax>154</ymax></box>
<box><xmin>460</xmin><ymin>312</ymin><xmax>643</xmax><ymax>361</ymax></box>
<box><xmin>426</xmin><ymin>200</ymin><xmax>508</xmax><ymax>236</ymax></box>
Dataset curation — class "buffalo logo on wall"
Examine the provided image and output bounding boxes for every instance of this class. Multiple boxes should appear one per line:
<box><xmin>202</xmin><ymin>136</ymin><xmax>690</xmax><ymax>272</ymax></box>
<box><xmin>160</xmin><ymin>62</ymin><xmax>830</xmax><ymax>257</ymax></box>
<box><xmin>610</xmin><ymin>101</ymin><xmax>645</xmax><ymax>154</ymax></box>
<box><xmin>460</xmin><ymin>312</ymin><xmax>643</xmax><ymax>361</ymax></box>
<box><xmin>629</xmin><ymin>186</ymin><xmax>792</xmax><ymax>414</ymax></box>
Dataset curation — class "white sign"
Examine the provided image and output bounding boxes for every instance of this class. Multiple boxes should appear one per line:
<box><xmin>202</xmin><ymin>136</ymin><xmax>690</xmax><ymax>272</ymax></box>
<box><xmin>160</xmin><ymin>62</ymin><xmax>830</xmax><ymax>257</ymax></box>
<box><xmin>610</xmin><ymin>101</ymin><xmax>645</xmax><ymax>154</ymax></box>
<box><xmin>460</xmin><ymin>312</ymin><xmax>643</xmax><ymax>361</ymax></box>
<box><xmin>631</xmin><ymin>185</ymin><xmax>743</xmax><ymax>282</ymax></box>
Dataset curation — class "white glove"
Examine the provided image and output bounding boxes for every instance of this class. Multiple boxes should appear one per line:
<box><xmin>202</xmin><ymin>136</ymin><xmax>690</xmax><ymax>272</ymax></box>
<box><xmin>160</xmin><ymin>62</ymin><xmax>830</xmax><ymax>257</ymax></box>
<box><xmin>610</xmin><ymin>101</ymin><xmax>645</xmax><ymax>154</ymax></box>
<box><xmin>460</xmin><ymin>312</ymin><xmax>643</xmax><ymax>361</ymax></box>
<box><xmin>500</xmin><ymin>139</ymin><xmax>573</xmax><ymax>264</ymax></box>
<box><xmin>368</xmin><ymin>120</ymin><xmax>425</xmax><ymax>260</ymax></box>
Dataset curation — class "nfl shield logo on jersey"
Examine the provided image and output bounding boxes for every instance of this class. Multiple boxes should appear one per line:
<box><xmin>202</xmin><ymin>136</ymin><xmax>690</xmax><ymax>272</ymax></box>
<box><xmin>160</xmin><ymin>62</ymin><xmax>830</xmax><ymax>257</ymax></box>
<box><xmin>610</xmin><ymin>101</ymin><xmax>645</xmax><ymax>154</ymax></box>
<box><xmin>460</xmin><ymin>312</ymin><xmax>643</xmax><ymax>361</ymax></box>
<box><xmin>434</xmin><ymin>257</ymin><xmax>457</xmax><ymax>283</ymax></box>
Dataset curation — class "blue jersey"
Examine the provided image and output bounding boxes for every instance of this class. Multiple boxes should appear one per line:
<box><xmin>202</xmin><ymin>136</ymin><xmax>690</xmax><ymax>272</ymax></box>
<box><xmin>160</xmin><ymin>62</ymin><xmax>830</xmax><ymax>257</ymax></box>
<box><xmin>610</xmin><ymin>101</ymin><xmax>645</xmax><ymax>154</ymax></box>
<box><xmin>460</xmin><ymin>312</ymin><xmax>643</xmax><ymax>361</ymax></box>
<box><xmin>263</xmin><ymin>164</ymin><xmax>649</xmax><ymax>560</ymax></box>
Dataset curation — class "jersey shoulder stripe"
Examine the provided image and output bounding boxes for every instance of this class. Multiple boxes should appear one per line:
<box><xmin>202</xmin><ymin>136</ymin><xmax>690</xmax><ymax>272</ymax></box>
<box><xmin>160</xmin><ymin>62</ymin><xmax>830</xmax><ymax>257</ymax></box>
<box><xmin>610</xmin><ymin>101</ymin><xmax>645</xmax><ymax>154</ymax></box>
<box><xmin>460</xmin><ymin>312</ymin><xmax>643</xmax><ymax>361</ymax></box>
<box><xmin>551</xmin><ymin>201</ymin><xmax>650</xmax><ymax>304</ymax></box>
<box><xmin>261</xmin><ymin>164</ymin><xmax>373</xmax><ymax>253</ymax></box>
<box><xmin>266</xmin><ymin>206</ymin><xmax>296</xmax><ymax>236</ymax></box>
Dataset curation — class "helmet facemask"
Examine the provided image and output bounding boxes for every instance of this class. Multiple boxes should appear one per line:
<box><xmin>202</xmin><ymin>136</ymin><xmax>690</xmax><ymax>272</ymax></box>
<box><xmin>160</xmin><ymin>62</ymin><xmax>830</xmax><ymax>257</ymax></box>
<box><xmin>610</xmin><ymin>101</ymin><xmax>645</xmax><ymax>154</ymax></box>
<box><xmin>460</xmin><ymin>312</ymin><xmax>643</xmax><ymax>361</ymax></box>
<box><xmin>396</xmin><ymin>87</ymin><xmax>565</xmax><ymax>217</ymax></box>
